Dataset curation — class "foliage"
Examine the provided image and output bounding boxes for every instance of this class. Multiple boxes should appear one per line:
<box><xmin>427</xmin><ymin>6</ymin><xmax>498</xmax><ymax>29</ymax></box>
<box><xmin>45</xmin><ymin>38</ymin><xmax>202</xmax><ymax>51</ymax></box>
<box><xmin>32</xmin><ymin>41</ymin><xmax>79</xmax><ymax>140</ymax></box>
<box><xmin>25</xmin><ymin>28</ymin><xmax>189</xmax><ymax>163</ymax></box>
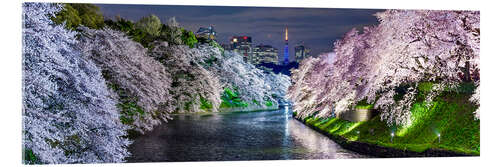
<box><xmin>214</xmin><ymin>51</ymin><xmax>291</xmax><ymax>108</ymax></box>
<box><xmin>52</xmin><ymin>3</ymin><xmax>104</xmax><ymax>30</ymax></box>
<box><xmin>288</xmin><ymin>10</ymin><xmax>480</xmax><ymax>126</ymax></box>
<box><xmin>104</xmin><ymin>17</ymin><xmax>134</xmax><ymax>34</ymax></box>
<box><xmin>470</xmin><ymin>83</ymin><xmax>480</xmax><ymax>119</ymax></box>
<box><xmin>181</xmin><ymin>28</ymin><xmax>198</xmax><ymax>48</ymax></box>
<box><xmin>199</xmin><ymin>96</ymin><xmax>214</xmax><ymax>111</ymax></box>
<box><xmin>149</xmin><ymin>42</ymin><xmax>290</xmax><ymax>111</ymax></box>
<box><xmin>209</xmin><ymin>40</ymin><xmax>224</xmax><ymax>52</ymax></box>
<box><xmin>220</xmin><ymin>87</ymin><xmax>248</xmax><ymax>108</ymax></box>
<box><xmin>52</xmin><ymin>4</ymin><xmax>80</xmax><ymax>30</ymax></box>
<box><xmin>23</xmin><ymin>149</ymin><xmax>40</xmax><ymax>164</ymax></box>
<box><xmin>252</xmin><ymin>99</ymin><xmax>261</xmax><ymax>105</ymax></box>
<box><xmin>104</xmin><ymin>16</ymin><xmax>196</xmax><ymax>49</ymax></box>
<box><xmin>224</xmin><ymin>87</ymin><xmax>239</xmax><ymax>99</ymax></box>
<box><xmin>302</xmin><ymin>86</ymin><xmax>479</xmax><ymax>155</ymax></box>
<box><xmin>117</xmin><ymin>101</ymin><xmax>145</xmax><ymax>125</ymax></box>
<box><xmin>265</xmin><ymin>100</ymin><xmax>273</xmax><ymax>107</ymax></box>
<box><xmin>78</xmin><ymin>27</ymin><xmax>174</xmax><ymax>133</ymax></box>
<box><xmin>354</xmin><ymin>99</ymin><xmax>373</xmax><ymax>110</ymax></box>
<box><xmin>149</xmin><ymin>42</ymin><xmax>222</xmax><ymax>113</ymax></box>
<box><xmin>103</xmin><ymin>17</ymin><xmax>154</xmax><ymax>48</ymax></box>
<box><xmin>23</xmin><ymin>3</ymin><xmax>290</xmax><ymax>164</ymax></box>
<box><xmin>135</xmin><ymin>14</ymin><xmax>162</xmax><ymax>37</ymax></box>
<box><xmin>160</xmin><ymin>17</ymin><xmax>183</xmax><ymax>45</ymax></box>
<box><xmin>22</xmin><ymin>3</ymin><xmax>130</xmax><ymax>164</ymax></box>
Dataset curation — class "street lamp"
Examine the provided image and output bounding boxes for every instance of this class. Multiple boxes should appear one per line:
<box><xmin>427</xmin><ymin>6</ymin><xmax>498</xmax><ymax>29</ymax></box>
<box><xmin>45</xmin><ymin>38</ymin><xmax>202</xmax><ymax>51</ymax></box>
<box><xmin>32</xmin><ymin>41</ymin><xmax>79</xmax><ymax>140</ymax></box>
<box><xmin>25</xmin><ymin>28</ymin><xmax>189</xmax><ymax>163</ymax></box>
<box><xmin>438</xmin><ymin>133</ymin><xmax>441</xmax><ymax>143</ymax></box>
<box><xmin>391</xmin><ymin>132</ymin><xmax>395</xmax><ymax>143</ymax></box>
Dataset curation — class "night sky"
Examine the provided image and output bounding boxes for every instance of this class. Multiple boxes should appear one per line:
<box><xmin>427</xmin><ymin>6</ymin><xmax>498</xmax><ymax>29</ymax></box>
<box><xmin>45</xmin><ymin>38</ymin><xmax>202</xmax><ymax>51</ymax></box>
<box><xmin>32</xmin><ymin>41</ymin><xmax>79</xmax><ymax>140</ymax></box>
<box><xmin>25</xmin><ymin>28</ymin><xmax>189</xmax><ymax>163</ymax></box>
<box><xmin>96</xmin><ymin>4</ymin><xmax>383</xmax><ymax>61</ymax></box>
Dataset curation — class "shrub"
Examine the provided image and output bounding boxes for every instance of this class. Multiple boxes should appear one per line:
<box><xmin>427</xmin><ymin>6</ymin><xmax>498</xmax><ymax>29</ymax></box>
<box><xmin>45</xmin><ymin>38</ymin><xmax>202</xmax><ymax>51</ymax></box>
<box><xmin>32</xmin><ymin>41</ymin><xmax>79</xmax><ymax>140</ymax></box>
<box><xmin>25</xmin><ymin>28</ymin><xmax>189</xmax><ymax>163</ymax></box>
<box><xmin>181</xmin><ymin>29</ymin><xmax>198</xmax><ymax>48</ymax></box>
<box><xmin>220</xmin><ymin>87</ymin><xmax>247</xmax><ymax>108</ymax></box>
<box><xmin>135</xmin><ymin>14</ymin><xmax>162</xmax><ymax>37</ymax></box>
<box><xmin>52</xmin><ymin>3</ymin><xmax>104</xmax><ymax>30</ymax></box>
<box><xmin>199</xmin><ymin>96</ymin><xmax>214</xmax><ymax>111</ymax></box>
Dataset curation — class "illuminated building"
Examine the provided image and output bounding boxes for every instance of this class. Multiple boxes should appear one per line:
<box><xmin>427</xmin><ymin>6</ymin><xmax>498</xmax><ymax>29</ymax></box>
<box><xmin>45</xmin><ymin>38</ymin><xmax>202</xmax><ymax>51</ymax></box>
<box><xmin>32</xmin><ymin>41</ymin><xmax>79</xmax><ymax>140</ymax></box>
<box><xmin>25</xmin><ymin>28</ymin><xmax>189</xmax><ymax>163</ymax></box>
<box><xmin>252</xmin><ymin>44</ymin><xmax>279</xmax><ymax>65</ymax></box>
<box><xmin>294</xmin><ymin>43</ymin><xmax>311</xmax><ymax>62</ymax></box>
<box><xmin>230</xmin><ymin>36</ymin><xmax>253</xmax><ymax>61</ymax></box>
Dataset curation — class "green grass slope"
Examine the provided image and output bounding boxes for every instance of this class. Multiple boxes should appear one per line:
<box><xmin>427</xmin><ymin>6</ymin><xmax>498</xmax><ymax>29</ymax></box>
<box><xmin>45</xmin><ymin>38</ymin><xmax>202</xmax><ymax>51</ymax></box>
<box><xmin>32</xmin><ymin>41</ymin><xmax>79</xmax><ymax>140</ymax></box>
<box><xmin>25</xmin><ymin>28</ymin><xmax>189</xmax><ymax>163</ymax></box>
<box><xmin>299</xmin><ymin>82</ymin><xmax>479</xmax><ymax>155</ymax></box>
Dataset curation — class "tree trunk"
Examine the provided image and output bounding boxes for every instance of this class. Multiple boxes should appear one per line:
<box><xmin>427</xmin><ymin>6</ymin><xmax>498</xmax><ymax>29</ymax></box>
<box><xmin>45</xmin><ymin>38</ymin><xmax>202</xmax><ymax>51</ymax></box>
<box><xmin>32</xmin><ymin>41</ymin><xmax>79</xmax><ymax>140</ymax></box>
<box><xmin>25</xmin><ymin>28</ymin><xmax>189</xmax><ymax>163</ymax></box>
<box><xmin>464</xmin><ymin>60</ymin><xmax>471</xmax><ymax>82</ymax></box>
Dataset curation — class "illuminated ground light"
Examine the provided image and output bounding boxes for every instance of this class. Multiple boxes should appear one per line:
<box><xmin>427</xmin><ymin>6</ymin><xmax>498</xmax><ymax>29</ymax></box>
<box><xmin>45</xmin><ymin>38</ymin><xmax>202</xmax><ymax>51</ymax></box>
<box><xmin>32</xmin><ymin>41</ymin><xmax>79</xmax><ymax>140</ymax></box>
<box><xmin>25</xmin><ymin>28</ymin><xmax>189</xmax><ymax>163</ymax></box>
<box><xmin>391</xmin><ymin>131</ymin><xmax>395</xmax><ymax>143</ymax></box>
<box><xmin>438</xmin><ymin>133</ymin><xmax>441</xmax><ymax>143</ymax></box>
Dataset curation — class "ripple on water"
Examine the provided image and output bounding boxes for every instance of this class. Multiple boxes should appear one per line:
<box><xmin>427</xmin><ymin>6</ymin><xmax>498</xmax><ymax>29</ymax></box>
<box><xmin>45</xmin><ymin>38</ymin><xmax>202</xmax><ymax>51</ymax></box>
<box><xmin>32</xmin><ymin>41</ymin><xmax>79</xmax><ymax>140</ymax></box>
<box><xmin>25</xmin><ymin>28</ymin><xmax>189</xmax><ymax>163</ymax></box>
<box><xmin>127</xmin><ymin>108</ymin><xmax>368</xmax><ymax>162</ymax></box>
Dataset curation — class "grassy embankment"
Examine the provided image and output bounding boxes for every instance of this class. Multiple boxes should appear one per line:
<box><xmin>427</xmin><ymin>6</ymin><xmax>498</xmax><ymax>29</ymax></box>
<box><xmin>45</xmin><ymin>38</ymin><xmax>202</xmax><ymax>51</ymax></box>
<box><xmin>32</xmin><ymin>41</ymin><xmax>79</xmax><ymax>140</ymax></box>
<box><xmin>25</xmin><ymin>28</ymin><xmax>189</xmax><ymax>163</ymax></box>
<box><xmin>217</xmin><ymin>87</ymin><xmax>277</xmax><ymax>112</ymax></box>
<box><xmin>296</xmin><ymin>82</ymin><xmax>479</xmax><ymax>155</ymax></box>
<box><xmin>169</xmin><ymin>87</ymin><xmax>277</xmax><ymax>116</ymax></box>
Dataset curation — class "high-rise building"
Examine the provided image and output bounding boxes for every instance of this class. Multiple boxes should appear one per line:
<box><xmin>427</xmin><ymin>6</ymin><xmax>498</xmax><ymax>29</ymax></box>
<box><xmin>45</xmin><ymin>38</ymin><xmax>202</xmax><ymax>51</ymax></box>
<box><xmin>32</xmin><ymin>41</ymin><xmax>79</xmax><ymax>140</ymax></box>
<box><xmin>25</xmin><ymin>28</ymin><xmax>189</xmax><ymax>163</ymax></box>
<box><xmin>294</xmin><ymin>43</ymin><xmax>311</xmax><ymax>62</ymax></box>
<box><xmin>252</xmin><ymin>44</ymin><xmax>279</xmax><ymax>65</ymax></box>
<box><xmin>230</xmin><ymin>36</ymin><xmax>252</xmax><ymax>61</ymax></box>
<box><xmin>283</xmin><ymin>26</ymin><xmax>289</xmax><ymax>65</ymax></box>
<box><xmin>195</xmin><ymin>26</ymin><xmax>217</xmax><ymax>41</ymax></box>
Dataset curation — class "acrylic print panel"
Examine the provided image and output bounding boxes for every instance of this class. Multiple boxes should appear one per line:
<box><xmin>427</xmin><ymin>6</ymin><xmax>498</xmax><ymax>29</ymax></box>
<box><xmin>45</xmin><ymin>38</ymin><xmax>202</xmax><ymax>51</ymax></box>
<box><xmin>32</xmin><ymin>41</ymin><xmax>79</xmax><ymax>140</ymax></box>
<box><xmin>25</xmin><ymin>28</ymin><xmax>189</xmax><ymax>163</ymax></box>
<box><xmin>21</xmin><ymin>1</ymin><xmax>479</xmax><ymax>164</ymax></box>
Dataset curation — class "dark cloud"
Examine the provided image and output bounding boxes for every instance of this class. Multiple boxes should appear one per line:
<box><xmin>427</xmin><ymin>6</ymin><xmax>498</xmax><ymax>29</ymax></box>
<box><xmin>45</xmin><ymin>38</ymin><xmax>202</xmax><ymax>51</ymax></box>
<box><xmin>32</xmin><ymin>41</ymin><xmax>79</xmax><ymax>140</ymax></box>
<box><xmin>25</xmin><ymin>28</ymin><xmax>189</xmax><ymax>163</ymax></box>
<box><xmin>96</xmin><ymin>3</ymin><xmax>383</xmax><ymax>59</ymax></box>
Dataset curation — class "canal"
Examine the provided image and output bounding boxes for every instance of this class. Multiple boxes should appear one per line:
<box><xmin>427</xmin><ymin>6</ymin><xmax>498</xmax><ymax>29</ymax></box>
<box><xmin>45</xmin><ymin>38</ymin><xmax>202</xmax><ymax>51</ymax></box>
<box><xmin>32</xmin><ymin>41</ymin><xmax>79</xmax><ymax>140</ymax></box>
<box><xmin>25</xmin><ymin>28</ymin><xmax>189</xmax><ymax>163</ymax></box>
<box><xmin>127</xmin><ymin>107</ymin><xmax>367</xmax><ymax>162</ymax></box>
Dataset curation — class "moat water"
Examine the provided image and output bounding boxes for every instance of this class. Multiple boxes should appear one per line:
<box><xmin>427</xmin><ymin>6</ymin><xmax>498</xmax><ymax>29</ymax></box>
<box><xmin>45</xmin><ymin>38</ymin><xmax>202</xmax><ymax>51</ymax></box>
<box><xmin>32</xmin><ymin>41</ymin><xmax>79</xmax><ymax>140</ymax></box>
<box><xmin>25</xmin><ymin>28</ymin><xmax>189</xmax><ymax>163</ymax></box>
<box><xmin>127</xmin><ymin>106</ymin><xmax>367</xmax><ymax>162</ymax></box>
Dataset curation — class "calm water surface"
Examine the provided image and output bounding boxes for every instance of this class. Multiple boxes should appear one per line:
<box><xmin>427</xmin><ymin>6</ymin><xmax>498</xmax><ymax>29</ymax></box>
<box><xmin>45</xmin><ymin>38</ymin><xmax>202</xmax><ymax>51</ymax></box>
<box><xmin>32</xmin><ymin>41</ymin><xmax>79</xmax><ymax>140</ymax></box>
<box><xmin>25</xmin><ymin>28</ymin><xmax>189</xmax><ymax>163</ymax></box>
<box><xmin>127</xmin><ymin>107</ymin><xmax>367</xmax><ymax>162</ymax></box>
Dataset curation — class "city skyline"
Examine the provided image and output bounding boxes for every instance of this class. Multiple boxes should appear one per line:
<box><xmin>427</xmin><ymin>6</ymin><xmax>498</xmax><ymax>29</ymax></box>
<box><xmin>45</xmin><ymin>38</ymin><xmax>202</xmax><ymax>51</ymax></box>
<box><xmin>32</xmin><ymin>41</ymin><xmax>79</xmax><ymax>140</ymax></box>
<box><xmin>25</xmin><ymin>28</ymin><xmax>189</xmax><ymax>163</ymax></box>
<box><xmin>96</xmin><ymin>4</ymin><xmax>382</xmax><ymax>61</ymax></box>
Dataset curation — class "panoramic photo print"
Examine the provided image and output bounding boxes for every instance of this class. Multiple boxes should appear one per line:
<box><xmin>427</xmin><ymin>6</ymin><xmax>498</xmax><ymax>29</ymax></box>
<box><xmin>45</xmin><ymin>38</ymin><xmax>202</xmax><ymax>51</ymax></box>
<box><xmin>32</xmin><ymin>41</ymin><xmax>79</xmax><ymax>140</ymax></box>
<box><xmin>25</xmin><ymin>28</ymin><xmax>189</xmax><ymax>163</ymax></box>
<box><xmin>22</xmin><ymin>2</ymin><xmax>479</xmax><ymax>164</ymax></box>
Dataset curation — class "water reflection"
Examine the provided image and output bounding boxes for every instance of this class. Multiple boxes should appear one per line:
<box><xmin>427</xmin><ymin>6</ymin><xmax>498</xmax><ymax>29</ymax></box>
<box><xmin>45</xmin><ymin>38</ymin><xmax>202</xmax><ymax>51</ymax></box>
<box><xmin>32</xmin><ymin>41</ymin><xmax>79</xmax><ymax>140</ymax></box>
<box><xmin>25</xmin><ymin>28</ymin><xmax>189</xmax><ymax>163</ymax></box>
<box><xmin>282</xmin><ymin>106</ymin><xmax>290</xmax><ymax>159</ymax></box>
<box><xmin>287</xmin><ymin>118</ymin><xmax>363</xmax><ymax>159</ymax></box>
<box><xmin>127</xmin><ymin>107</ymin><xmax>367</xmax><ymax>162</ymax></box>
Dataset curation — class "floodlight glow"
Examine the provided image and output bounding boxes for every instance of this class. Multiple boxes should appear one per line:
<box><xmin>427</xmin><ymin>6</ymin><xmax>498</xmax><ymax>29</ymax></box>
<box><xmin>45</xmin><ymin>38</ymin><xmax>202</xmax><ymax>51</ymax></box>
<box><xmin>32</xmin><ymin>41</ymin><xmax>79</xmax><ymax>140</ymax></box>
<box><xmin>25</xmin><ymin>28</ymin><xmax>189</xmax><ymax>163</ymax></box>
<box><xmin>438</xmin><ymin>133</ymin><xmax>441</xmax><ymax>143</ymax></box>
<box><xmin>390</xmin><ymin>131</ymin><xmax>394</xmax><ymax>143</ymax></box>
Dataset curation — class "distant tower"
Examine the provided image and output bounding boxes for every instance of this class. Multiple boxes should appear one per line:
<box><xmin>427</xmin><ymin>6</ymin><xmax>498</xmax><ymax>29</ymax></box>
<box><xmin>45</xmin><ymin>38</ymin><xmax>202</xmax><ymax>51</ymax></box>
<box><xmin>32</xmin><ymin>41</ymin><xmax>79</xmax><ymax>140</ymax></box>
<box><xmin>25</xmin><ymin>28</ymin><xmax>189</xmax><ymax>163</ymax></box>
<box><xmin>283</xmin><ymin>26</ymin><xmax>289</xmax><ymax>65</ymax></box>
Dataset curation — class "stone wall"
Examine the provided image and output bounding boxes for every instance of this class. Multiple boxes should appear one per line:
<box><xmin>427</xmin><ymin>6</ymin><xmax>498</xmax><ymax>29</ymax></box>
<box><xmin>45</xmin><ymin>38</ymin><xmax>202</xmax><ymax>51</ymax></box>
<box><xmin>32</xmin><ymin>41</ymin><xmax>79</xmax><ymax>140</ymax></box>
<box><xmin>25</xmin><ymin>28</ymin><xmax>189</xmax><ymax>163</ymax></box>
<box><xmin>338</xmin><ymin>108</ymin><xmax>374</xmax><ymax>122</ymax></box>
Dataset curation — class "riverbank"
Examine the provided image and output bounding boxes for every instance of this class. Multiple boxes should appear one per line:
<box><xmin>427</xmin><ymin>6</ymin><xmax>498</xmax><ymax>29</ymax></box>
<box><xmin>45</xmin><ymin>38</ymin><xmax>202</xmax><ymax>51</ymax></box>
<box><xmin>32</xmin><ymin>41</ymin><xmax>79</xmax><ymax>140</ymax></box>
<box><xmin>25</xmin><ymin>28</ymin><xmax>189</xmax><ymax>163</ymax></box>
<box><xmin>294</xmin><ymin>84</ymin><xmax>480</xmax><ymax>157</ymax></box>
<box><xmin>294</xmin><ymin>116</ymin><xmax>475</xmax><ymax>157</ymax></box>
<box><xmin>293</xmin><ymin>84</ymin><xmax>480</xmax><ymax>157</ymax></box>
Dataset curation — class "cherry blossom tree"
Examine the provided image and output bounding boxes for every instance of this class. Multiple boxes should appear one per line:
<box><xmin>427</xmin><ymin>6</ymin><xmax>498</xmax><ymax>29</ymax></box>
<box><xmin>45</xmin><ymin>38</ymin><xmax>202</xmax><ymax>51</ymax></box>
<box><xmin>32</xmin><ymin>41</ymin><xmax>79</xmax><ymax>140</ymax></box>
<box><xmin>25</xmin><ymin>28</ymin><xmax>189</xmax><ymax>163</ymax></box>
<box><xmin>22</xmin><ymin>3</ymin><xmax>291</xmax><ymax>164</ymax></box>
<box><xmin>214</xmin><ymin>51</ymin><xmax>290</xmax><ymax>107</ymax></box>
<box><xmin>78</xmin><ymin>28</ymin><xmax>175</xmax><ymax>133</ymax></box>
<box><xmin>149</xmin><ymin>42</ymin><xmax>222</xmax><ymax>113</ymax></box>
<box><xmin>149</xmin><ymin>42</ymin><xmax>290</xmax><ymax>110</ymax></box>
<box><xmin>22</xmin><ymin>3</ymin><xmax>130</xmax><ymax>164</ymax></box>
<box><xmin>370</xmin><ymin>10</ymin><xmax>480</xmax><ymax>125</ymax></box>
<box><xmin>288</xmin><ymin>10</ymin><xmax>480</xmax><ymax>125</ymax></box>
<box><xmin>265</xmin><ymin>72</ymin><xmax>292</xmax><ymax>105</ymax></box>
